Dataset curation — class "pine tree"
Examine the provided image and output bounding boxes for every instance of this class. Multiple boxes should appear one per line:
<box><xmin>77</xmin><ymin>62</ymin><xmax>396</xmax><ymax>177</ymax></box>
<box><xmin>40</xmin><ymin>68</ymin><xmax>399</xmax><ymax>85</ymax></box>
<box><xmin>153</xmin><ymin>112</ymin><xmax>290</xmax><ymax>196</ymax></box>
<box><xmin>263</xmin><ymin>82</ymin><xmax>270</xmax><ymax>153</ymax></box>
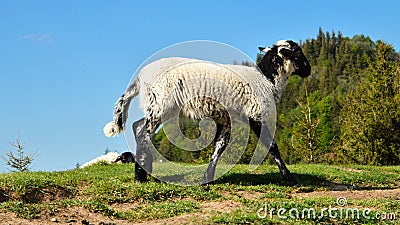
<box><xmin>340</xmin><ymin>41</ymin><xmax>400</xmax><ymax>165</ymax></box>
<box><xmin>1</xmin><ymin>132</ymin><xmax>38</xmax><ymax>172</ymax></box>
<box><xmin>291</xmin><ymin>86</ymin><xmax>322</xmax><ymax>163</ymax></box>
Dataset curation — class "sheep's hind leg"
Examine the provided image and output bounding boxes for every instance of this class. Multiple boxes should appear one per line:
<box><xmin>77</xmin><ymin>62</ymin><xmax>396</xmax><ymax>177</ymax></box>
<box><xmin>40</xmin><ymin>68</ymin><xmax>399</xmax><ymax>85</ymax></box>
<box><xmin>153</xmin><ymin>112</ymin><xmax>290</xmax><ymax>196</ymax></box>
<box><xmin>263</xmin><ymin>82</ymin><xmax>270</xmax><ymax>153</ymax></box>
<box><xmin>132</xmin><ymin>118</ymin><xmax>159</xmax><ymax>182</ymax></box>
<box><xmin>269</xmin><ymin>141</ymin><xmax>299</xmax><ymax>186</ymax></box>
<box><xmin>249</xmin><ymin>119</ymin><xmax>298</xmax><ymax>187</ymax></box>
<box><xmin>203</xmin><ymin>124</ymin><xmax>231</xmax><ymax>185</ymax></box>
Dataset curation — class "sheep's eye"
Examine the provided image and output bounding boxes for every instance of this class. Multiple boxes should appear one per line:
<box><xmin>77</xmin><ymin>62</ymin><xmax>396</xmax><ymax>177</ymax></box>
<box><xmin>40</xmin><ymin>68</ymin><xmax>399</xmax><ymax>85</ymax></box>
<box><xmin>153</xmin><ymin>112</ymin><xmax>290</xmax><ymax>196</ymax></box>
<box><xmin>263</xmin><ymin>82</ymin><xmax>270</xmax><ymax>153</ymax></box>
<box><xmin>280</xmin><ymin>48</ymin><xmax>293</xmax><ymax>58</ymax></box>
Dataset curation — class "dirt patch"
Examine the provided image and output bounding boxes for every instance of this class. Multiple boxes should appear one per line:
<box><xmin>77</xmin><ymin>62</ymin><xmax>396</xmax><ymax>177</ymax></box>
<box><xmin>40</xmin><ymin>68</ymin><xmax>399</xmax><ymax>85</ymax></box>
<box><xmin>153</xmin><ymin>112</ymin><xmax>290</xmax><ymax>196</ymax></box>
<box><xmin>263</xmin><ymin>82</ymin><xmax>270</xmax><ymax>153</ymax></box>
<box><xmin>341</xmin><ymin>167</ymin><xmax>363</xmax><ymax>173</ymax></box>
<box><xmin>0</xmin><ymin>206</ymin><xmax>130</xmax><ymax>225</ymax></box>
<box><xmin>51</xmin><ymin>206</ymin><xmax>128</xmax><ymax>225</ymax></box>
<box><xmin>21</xmin><ymin>186</ymin><xmax>74</xmax><ymax>204</ymax></box>
<box><xmin>110</xmin><ymin>202</ymin><xmax>140</xmax><ymax>212</ymax></box>
<box><xmin>133</xmin><ymin>212</ymin><xmax>203</xmax><ymax>225</ymax></box>
<box><xmin>0</xmin><ymin>185</ymin><xmax>74</xmax><ymax>204</ymax></box>
<box><xmin>0</xmin><ymin>200</ymin><xmax>241</xmax><ymax>225</ymax></box>
<box><xmin>2</xmin><ymin>189</ymin><xmax>399</xmax><ymax>224</ymax></box>
<box><xmin>131</xmin><ymin>200</ymin><xmax>241</xmax><ymax>225</ymax></box>
<box><xmin>293</xmin><ymin>188</ymin><xmax>400</xmax><ymax>201</ymax></box>
<box><xmin>200</xmin><ymin>200</ymin><xmax>241</xmax><ymax>213</ymax></box>
<box><xmin>236</xmin><ymin>190</ymin><xmax>261</xmax><ymax>199</ymax></box>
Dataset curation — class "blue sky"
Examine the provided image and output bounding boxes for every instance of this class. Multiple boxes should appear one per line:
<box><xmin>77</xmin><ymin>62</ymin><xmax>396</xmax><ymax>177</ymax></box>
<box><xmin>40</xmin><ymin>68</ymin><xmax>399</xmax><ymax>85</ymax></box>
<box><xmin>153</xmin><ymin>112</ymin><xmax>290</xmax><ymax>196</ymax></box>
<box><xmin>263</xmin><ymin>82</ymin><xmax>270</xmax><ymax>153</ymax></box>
<box><xmin>1</xmin><ymin>1</ymin><xmax>399</xmax><ymax>172</ymax></box>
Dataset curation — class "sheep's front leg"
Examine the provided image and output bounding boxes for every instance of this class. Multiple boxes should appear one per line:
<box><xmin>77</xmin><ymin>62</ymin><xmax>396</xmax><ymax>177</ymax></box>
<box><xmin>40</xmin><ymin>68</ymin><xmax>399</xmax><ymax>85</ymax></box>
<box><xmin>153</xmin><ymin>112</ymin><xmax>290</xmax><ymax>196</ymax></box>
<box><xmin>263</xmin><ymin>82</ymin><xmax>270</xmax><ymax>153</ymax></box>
<box><xmin>203</xmin><ymin>124</ymin><xmax>230</xmax><ymax>185</ymax></box>
<box><xmin>249</xmin><ymin>119</ymin><xmax>298</xmax><ymax>187</ymax></box>
<box><xmin>132</xmin><ymin>118</ymin><xmax>158</xmax><ymax>182</ymax></box>
<box><xmin>269</xmin><ymin>141</ymin><xmax>298</xmax><ymax>186</ymax></box>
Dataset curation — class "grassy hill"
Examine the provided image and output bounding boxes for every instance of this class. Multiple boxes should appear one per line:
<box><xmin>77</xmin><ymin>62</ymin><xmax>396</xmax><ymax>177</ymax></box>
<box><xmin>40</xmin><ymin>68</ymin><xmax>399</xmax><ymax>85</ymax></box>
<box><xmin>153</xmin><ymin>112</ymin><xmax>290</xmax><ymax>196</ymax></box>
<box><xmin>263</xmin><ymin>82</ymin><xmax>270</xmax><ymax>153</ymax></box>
<box><xmin>0</xmin><ymin>163</ymin><xmax>399</xmax><ymax>224</ymax></box>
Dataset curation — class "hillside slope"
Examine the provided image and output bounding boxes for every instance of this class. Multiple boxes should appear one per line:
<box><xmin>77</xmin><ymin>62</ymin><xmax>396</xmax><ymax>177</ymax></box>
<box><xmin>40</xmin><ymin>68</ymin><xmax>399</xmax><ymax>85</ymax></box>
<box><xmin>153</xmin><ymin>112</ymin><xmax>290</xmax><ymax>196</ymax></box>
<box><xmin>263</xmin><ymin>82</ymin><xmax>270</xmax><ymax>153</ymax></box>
<box><xmin>1</xmin><ymin>163</ymin><xmax>399</xmax><ymax>224</ymax></box>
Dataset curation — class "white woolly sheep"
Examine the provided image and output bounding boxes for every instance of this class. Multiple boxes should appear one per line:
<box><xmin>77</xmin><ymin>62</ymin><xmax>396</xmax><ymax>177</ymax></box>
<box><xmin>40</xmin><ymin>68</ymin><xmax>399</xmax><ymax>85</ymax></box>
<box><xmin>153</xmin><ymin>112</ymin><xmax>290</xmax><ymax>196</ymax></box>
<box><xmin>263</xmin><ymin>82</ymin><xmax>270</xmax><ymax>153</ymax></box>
<box><xmin>79</xmin><ymin>152</ymin><xmax>120</xmax><ymax>168</ymax></box>
<box><xmin>104</xmin><ymin>40</ymin><xmax>311</xmax><ymax>185</ymax></box>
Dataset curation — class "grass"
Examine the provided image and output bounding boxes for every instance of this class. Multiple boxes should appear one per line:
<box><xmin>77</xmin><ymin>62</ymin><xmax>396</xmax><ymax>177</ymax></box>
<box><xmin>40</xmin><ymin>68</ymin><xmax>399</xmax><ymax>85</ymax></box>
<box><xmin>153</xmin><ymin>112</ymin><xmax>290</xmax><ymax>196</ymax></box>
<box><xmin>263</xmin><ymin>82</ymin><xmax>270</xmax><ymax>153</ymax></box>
<box><xmin>0</xmin><ymin>163</ymin><xmax>399</xmax><ymax>224</ymax></box>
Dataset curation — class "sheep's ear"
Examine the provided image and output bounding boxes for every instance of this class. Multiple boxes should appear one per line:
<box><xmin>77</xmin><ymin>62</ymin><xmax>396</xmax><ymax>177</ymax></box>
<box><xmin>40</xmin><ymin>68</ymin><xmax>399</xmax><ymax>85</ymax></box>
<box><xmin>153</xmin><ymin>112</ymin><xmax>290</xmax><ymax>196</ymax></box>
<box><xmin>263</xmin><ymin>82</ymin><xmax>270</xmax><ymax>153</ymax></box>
<box><xmin>258</xmin><ymin>46</ymin><xmax>271</xmax><ymax>53</ymax></box>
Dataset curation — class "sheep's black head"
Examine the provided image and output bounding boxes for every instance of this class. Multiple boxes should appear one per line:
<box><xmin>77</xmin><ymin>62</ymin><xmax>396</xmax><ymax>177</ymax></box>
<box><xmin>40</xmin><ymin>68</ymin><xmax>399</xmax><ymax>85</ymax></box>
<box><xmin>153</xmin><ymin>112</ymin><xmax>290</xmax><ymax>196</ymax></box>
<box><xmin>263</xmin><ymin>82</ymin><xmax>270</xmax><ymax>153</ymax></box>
<box><xmin>114</xmin><ymin>152</ymin><xmax>135</xmax><ymax>163</ymax></box>
<box><xmin>258</xmin><ymin>40</ymin><xmax>311</xmax><ymax>82</ymax></box>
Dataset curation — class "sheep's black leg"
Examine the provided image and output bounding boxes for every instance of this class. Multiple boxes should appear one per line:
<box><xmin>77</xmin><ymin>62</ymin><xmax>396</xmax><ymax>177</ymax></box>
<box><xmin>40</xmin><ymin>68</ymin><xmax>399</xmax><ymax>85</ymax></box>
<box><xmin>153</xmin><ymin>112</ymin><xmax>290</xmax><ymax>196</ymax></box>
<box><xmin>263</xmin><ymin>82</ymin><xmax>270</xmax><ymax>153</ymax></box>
<box><xmin>132</xmin><ymin>118</ymin><xmax>158</xmax><ymax>182</ymax></box>
<box><xmin>269</xmin><ymin>141</ymin><xmax>298</xmax><ymax>186</ymax></box>
<box><xmin>249</xmin><ymin>119</ymin><xmax>298</xmax><ymax>187</ymax></box>
<box><xmin>132</xmin><ymin>118</ymin><xmax>148</xmax><ymax>182</ymax></box>
<box><xmin>203</xmin><ymin>124</ymin><xmax>230</xmax><ymax>185</ymax></box>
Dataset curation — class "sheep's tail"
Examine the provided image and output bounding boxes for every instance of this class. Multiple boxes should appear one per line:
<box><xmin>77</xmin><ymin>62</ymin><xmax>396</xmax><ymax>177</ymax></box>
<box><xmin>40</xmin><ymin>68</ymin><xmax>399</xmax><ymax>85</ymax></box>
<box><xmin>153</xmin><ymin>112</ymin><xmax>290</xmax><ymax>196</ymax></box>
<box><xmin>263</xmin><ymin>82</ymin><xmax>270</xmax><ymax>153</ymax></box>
<box><xmin>103</xmin><ymin>78</ymin><xmax>140</xmax><ymax>137</ymax></box>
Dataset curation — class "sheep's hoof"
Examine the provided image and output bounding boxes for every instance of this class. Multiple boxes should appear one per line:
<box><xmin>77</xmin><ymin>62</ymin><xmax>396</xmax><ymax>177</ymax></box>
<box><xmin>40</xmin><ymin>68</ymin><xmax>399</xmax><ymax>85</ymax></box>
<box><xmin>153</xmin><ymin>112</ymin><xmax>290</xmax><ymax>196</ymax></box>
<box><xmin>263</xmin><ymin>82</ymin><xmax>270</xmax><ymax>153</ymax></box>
<box><xmin>201</xmin><ymin>180</ymin><xmax>215</xmax><ymax>191</ymax></box>
<box><xmin>284</xmin><ymin>175</ymin><xmax>299</xmax><ymax>187</ymax></box>
<box><xmin>135</xmin><ymin>164</ymin><xmax>148</xmax><ymax>182</ymax></box>
<box><xmin>135</xmin><ymin>175</ymin><xmax>147</xmax><ymax>182</ymax></box>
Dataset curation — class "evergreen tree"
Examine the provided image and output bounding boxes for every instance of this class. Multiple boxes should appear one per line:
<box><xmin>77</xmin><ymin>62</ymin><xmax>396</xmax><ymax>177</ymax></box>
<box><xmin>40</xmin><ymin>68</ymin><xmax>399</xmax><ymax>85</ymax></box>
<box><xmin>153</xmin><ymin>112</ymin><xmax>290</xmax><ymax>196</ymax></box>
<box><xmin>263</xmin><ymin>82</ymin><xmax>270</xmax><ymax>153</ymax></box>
<box><xmin>291</xmin><ymin>86</ymin><xmax>322</xmax><ymax>163</ymax></box>
<box><xmin>340</xmin><ymin>42</ymin><xmax>400</xmax><ymax>165</ymax></box>
<box><xmin>1</xmin><ymin>132</ymin><xmax>38</xmax><ymax>172</ymax></box>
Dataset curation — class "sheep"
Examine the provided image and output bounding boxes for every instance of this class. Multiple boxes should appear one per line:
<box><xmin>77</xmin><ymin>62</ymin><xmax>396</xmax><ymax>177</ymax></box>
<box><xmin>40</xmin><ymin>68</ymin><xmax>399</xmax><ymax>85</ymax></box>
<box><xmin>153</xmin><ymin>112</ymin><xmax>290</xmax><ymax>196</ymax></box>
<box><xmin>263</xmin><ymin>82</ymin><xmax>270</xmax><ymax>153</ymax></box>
<box><xmin>104</xmin><ymin>40</ymin><xmax>311</xmax><ymax>186</ymax></box>
<box><xmin>114</xmin><ymin>152</ymin><xmax>135</xmax><ymax>163</ymax></box>
<box><xmin>79</xmin><ymin>152</ymin><xmax>120</xmax><ymax>168</ymax></box>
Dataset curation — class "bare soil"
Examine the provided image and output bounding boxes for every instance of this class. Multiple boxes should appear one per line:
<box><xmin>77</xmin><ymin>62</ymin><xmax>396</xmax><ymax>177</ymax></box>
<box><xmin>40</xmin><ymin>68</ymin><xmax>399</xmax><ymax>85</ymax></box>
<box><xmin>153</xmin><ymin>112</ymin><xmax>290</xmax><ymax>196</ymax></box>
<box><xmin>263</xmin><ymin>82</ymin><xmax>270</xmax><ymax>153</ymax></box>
<box><xmin>292</xmin><ymin>188</ymin><xmax>400</xmax><ymax>200</ymax></box>
<box><xmin>1</xmin><ymin>189</ymin><xmax>398</xmax><ymax>225</ymax></box>
<box><xmin>0</xmin><ymin>206</ymin><xmax>127</xmax><ymax>225</ymax></box>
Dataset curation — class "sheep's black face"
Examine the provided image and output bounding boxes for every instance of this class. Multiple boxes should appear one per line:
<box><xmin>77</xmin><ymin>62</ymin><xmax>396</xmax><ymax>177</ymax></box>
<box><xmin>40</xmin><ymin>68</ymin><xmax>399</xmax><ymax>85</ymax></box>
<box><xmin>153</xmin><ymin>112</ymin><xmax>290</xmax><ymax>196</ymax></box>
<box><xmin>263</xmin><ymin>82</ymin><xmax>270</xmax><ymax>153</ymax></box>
<box><xmin>259</xmin><ymin>40</ymin><xmax>311</xmax><ymax>79</ymax></box>
<box><xmin>275</xmin><ymin>40</ymin><xmax>311</xmax><ymax>78</ymax></box>
<box><xmin>114</xmin><ymin>152</ymin><xmax>135</xmax><ymax>163</ymax></box>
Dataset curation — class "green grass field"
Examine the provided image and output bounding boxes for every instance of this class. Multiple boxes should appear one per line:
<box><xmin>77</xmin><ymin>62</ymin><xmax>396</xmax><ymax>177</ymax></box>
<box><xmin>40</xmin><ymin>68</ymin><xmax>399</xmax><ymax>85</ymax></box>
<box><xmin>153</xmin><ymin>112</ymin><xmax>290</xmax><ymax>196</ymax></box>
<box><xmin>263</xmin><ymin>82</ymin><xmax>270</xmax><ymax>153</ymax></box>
<box><xmin>0</xmin><ymin>163</ymin><xmax>399</xmax><ymax>224</ymax></box>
